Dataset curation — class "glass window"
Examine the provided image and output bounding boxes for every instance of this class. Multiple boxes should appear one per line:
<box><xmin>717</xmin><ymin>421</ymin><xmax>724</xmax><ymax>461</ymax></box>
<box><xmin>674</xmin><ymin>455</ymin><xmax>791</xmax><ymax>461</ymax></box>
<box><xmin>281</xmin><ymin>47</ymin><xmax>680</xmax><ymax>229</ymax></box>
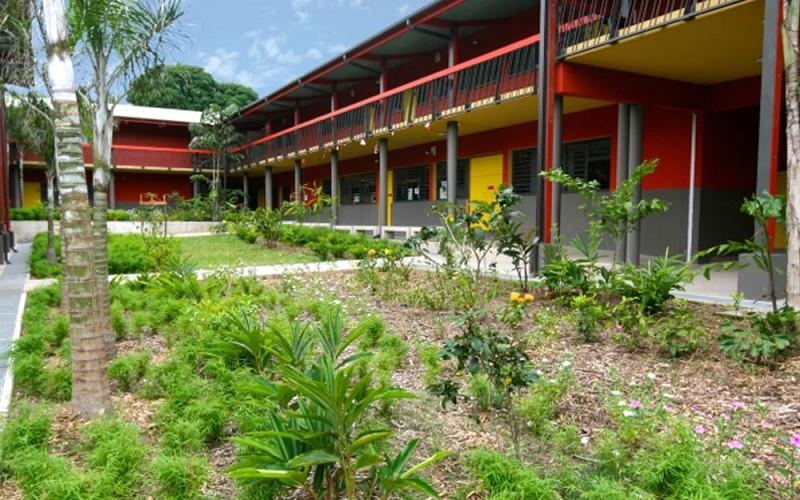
<box><xmin>394</xmin><ymin>165</ymin><xmax>429</xmax><ymax>202</ymax></box>
<box><xmin>563</xmin><ymin>137</ymin><xmax>611</xmax><ymax>189</ymax></box>
<box><xmin>511</xmin><ymin>148</ymin><xmax>537</xmax><ymax>195</ymax></box>
<box><xmin>436</xmin><ymin>159</ymin><xmax>469</xmax><ymax>200</ymax></box>
<box><xmin>341</xmin><ymin>173</ymin><xmax>376</xmax><ymax>205</ymax></box>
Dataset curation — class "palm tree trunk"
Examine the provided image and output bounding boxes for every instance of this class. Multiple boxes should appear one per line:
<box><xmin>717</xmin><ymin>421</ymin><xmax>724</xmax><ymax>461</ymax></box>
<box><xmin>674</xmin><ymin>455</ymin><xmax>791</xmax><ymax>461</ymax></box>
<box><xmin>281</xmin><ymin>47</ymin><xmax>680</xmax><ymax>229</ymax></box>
<box><xmin>785</xmin><ymin>0</ymin><xmax>800</xmax><ymax>310</ymax></box>
<box><xmin>43</xmin><ymin>0</ymin><xmax>111</xmax><ymax>420</ymax></box>
<box><xmin>92</xmin><ymin>103</ymin><xmax>115</xmax><ymax>359</ymax></box>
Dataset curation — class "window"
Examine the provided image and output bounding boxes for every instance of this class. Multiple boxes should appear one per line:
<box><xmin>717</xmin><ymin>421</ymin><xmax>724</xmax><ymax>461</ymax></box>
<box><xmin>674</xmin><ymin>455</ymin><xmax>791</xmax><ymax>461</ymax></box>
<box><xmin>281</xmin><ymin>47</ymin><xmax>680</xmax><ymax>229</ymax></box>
<box><xmin>341</xmin><ymin>173</ymin><xmax>376</xmax><ymax>205</ymax></box>
<box><xmin>511</xmin><ymin>148</ymin><xmax>537</xmax><ymax>195</ymax></box>
<box><xmin>322</xmin><ymin>178</ymin><xmax>332</xmax><ymax>197</ymax></box>
<box><xmin>394</xmin><ymin>165</ymin><xmax>429</xmax><ymax>202</ymax></box>
<box><xmin>563</xmin><ymin>138</ymin><xmax>611</xmax><ymax>189</ymax></box>
<box><xmin>436</xmin><ymin>159</ymin><xmax>469</xmax><ymax>200</ymax></box>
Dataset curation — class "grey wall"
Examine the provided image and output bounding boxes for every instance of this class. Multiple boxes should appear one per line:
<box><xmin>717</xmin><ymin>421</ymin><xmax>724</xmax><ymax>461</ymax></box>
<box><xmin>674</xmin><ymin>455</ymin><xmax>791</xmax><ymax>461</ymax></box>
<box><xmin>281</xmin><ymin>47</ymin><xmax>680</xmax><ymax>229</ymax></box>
<box><xmin>339</xmin><ymin>205</ymin><xmax>378</xmax><ymax>225</ymax></box>
<box><xmin>391</xmin><ymin>201</ymin><xmax>439</xmax><ymax>226</ymax></box>
<box><xmin>697</xmin><ymin>188</ymin><xmax>752</xmax><ymax>254</ymax></box>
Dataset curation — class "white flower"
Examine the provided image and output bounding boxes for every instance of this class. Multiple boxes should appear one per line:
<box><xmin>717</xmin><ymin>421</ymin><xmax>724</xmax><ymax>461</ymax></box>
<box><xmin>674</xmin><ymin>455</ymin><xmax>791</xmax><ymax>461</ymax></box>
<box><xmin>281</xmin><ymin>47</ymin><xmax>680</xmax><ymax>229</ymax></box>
<box><xmin>663</xmin><ymin>393</ymin><xmax>674</xmax><ymax>399</ymax></box>
<box><xmin>647</xmin><ymin>373</ymin><xmax>656</xmax><ymax>380</ymax></box>
<box><xmin>623</xmin><ymin>410</ymin><xmax>635</xmax><ymax>417</ymax></box>
<box><xmin>612</xmin><ymin>450</ymin><xmax>620</xmax><ymax>457</ymax></box>
<box><xmin>534</xmin><ymin>370</ymin><xmax>543</xmax><ymax>376</ymax></box>
<box><xmin>611</xmin><ymin>390</ymin><xmax>622</xmax><ymax>396</ymax></box>
<box><xmin>580</xmin><ymin>436</ymin><xmax>590</xmax><ymax>445</ymax></box>
<box><xmin>560</xmin><ymin>360</ymin><xmax>572</xmax><ymax>368</ymax></box>
<box><xmin>628</xmin><ymin>381</ymin><xmax>637</xmax><ymax>386</ymax></box>
<box><xmin>548</xmin><ymin>379</ymin><xmax>557</xmax><ymax>384</ymax></box>
<box><xmin>617</xmin><ymin>401</ymin><xmax>627</xmax><ymax>407</ymax></box>
<box><xmin>541</xmin><ymin>358</ymin><xmax>550</xmax><ymax>363</ymax></box>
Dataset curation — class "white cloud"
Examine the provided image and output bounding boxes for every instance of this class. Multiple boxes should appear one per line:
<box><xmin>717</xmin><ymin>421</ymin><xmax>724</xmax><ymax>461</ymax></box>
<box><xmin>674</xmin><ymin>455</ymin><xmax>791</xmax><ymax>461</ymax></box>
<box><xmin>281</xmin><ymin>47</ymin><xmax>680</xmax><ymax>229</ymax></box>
<box><xmin>327</xmin><ymin>43</ymin><xmax>348</xmax><ymax>55</ymax></box>
<box><xmin>200</xmin><ymin>48</ymin><xmax>241</xmax><ymax>81</ymax></box>
<box><xmin>305</xmin><ymin>48</ymin><xmax>323</xmax><ymax>60</ymax></box>
<box><xmin>246</xmin><ymin>32</ymin><xmax>303</xmax><ymax>64</ymax></box>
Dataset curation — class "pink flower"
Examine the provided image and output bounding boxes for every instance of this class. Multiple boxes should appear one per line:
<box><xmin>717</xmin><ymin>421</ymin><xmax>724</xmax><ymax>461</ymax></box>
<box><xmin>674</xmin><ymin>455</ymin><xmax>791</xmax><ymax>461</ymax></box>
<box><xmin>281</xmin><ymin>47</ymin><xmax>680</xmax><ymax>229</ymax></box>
<box><xmin>663</xmin><ymin>404</ymin><xmax>674</xmax><ymax>413</ymax></box>
<box><xmin>731</xmin><ymin>401</ymin><xmax>746</xmax><ymax>411</ymax></box>
<box><xmin>761</xmin><ymin>422</ymin><xmax>774</xmax><ymax>430</ymax></box>
<box><xmin>791</xmin><ymin>433</ymin><xmax>800</xmax><ymax>448</ymax></box>
<box><xmin>727</xmin><ymin>440</ymin><xmax>744</xmax><ymax>449</ymax></box>
<box><xmin>630</xmin><ymin>400</ymin><xmax>643</xmax><ymax>409</ymax></box>
<box><xmin>694</xmin><ymin>425</ymin><xmax>705</xmax><ymax>435</ymax></box>
<box><xmin>721</xmin><ymin>413</ymin><xmax>731</xmax><ymax>421</ymax></box>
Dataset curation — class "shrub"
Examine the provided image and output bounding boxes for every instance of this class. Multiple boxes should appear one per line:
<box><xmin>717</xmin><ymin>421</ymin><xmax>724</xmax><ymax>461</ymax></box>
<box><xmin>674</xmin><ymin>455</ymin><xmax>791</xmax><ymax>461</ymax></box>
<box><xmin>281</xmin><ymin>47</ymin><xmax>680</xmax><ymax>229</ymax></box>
<box><xmin>82</xmin><ymin>419</ymin><xmax>147</xmax><ymax>497</ymax></box>
<box><xmin>464</xmin><ymin>448</ymin><xmax>557</xmax><ymax>499</ymax></box>
<box><xmin>108</xmin><ymin>351</ymin><xmax>151</xmax><ymax>392</ymax></box>
<box><xmin>29</xmin><ymin>232</ymin><xmax>61</xmax><ymax>278</ymax></box>
<box><xmin>1</xmin><ymin>403</ymin><xmax>52</xmax><ymax>461</ymax></box>
<box><xmin>151</xmin><ymin>452</ymin><xmax>209</xmax><ymax>499</ymax></box>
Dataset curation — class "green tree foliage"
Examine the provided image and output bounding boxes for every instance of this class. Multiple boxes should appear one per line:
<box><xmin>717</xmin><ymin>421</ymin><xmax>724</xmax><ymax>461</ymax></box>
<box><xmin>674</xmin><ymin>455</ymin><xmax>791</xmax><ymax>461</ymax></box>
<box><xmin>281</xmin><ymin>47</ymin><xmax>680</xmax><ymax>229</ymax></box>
<box><xmin>128</xmin><ymin>64</ymin><xmax>258</xmax><ymax>111</ymax></box>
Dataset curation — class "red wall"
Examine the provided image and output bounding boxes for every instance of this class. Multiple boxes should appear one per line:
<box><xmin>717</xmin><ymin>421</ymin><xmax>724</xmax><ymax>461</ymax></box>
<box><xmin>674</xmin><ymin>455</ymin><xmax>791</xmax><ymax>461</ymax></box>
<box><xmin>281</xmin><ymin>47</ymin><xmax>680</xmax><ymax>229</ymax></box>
<box><xmin>113</xmin><ymin>172</ymin><xmax>192</xmax><ymax>203</ymax></box>
<box><xmin>699</xmin><ymin>106</ymin><xmax>759</xmax><ymax>190</ymax></box>
<box><xmin>114</xmin><ymin>121</ymin><xmax>191</xmax><ymax>148</ymax></box>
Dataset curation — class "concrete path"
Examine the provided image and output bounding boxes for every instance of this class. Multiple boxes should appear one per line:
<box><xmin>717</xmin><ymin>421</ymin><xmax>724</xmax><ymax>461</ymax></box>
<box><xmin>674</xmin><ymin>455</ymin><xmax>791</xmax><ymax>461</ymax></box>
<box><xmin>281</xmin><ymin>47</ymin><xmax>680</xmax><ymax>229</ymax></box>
<box><xmin>0</xmin><ymin>243</ymin><xmax>31</xmax><ymax>414</ymax></box>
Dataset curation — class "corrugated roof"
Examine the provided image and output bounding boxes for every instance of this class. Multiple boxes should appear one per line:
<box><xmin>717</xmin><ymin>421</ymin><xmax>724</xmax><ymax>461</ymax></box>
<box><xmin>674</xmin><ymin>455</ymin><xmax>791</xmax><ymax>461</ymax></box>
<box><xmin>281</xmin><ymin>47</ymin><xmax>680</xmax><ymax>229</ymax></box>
<box><xmin>113</xmin><ymin>104</ymin><xmax>201</xmax><ymax>124</ymax></box>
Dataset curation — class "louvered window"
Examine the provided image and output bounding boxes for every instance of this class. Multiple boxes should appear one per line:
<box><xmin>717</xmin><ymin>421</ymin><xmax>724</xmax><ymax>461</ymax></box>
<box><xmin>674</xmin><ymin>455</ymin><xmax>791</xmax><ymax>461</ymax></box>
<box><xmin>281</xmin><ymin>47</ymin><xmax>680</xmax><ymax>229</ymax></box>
<box><xmin>394</xmin><ymin>165</ymin><xmax>429</xmax><ymax>202</ymax></box>
<box><xmin>341</xmin><ymin>173</ymin><xmax>376</xmax><ymax>205</ymax></box>
<box><xmin>322</xmin><ymin>178</ymin><xmax>332</xmax><ymax>197</ymax></box>
<box><xmin>436</xmin><ymin>160</ymin><xmax>469</xmax><ymax>200</ymax></box>
<box><xmin>511</xmin><ymin>148</ymin><xmax>537</xmax><ymax>194</ymax></box>
<box><xmin>563</xmin><ymin>138</ymin><xmax>611</xmax><ymax>189</ymax></box>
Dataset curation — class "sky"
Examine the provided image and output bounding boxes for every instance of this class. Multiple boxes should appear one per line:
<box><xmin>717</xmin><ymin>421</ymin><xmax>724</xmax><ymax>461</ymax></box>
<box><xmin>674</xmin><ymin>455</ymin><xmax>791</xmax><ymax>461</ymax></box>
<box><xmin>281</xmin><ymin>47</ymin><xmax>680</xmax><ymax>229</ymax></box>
<box><xmin>174</xmin><ymin>0</ymin><xmax>433</xmax><ymax>98</ymax></box>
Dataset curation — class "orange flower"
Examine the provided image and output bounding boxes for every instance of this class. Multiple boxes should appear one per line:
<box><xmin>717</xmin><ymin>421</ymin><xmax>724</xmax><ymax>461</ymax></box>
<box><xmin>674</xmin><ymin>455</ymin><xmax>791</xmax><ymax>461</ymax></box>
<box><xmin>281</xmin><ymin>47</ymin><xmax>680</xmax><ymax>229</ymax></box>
<box><xmin>368</xmin><ymin>248</ymin><xmax>377</xmax><ymax>256</ymax></box>
<box><xmin>524</xmin><ymin>293</ymin><xmax>535</xmax><ymax>302</ymax></box>
<box><xmin>510</xmin><ymin>292</ymin><xmax>522</xmax><ymax>303</ymax></box>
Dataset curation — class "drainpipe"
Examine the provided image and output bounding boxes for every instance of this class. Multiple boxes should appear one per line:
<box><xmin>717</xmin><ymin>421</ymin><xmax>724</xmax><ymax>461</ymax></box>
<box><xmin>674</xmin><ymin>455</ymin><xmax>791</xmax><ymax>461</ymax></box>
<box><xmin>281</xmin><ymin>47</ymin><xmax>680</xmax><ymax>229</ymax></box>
<box><xmin>378</xmin><ymin>138</ymin><xmax>388</xmax><ymax>230</ymax></box>
<box><xmin>687</xmin><ymin>112</ymin><xmax>698</xmax><ymax>262</ymax></box>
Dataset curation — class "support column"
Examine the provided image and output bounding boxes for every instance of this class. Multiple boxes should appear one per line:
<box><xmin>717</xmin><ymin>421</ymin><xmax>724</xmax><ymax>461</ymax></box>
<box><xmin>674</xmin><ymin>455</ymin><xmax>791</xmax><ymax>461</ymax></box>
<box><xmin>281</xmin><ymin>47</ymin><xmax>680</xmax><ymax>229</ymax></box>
<box><xmin>242</xmin><ymin>172</ymin><xmax>249</xmax><ymax>209</ymax></box>
<box><xmin>534</xmin><ymin>0</ymin><xmax>554</xmax><ymax>274</ymax></box>
<box><xmin>192</xmin><ymin>164</ymin><xmax>202</xmax><ymax>197</ymax></box>
<box><xmin>9</xmin><ymin>162</ymin><xmax>20</xmax><ymax>208</ymax></box>
<box><xmin>447</xmin><ymin>121</ymin><xmax>458</xmax><ymax>204</ymax></box>
<box><xmin>109</xmin><ymin>169</ymin><xmax>116</xmax><ymax>210</ymax></box>
<box><xmin>616</xmin><ymin>103</ymin><xmax>630</xmax><ymax>263</ymax></box>
<box><xmin>378</xmin><ymin>138</ymin><xmax>388</xmax><ymax>228</ymax></box>
<box><xmin>756</xmin><ymin>0</ymin><xmax>781</xmax><ymax>199</ymax></box>
<box><xmin>626</xmin><ymin>103</ymin><xmax>645</xmax><ymax>266</ymax></box>
<box><xmin>294</xmin><ymin>159</ymin><xmax>302</xmax><ymax>204</ymax></box>
<box><xmin>264</xmin><ymin>167</ymin><xmax>273</xmax><ymax>209</ymax></box>
<box><xmin>550</xmin><ymin>95</ymin><xmax>563</xmax><ymax>240</ymax></box>
<box><xmin>331</xmin><ymin>150</ymin><xmax>339</xmax><ymax>224</ymax></box>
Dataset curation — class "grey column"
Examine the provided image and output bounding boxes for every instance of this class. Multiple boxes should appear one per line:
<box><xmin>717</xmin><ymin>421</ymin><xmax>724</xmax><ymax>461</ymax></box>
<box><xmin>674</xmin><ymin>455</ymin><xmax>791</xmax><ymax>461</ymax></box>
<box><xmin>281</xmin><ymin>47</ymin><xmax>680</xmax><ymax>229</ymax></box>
<box><xmin>626</xmin><ymin>103</ymin><xmax>645</xmax><ymax>266</ymax></box>
<box><xmin>264</xmin><ymin>167</ymin><xmax>273</xmax><ymax>209</ymax></box>
<box><xmin>9</xmin><ymin>163</ymin><xmax>20</xmax><ymax>208</ymax></box>
<box><xmin>331</xmin><ymin>150</ymin><xmax>339</xmax><ymax>224</ymax></box>
<box><xmin>447</xmin><ymin>121</ymin><xmax>458</xmax><ymax>204</ymax></box>
<box><xmin>109</xmin><ymin>169</ymin><xmax>116</xmax><ymax>209</ymax></box>
<box><xmin>242</xmin><ymin>172</ymin><xmax>249</xmax><ymax>209</ymax></box>
<box><xmin>756</xmin><ymin>0</ymin><xmax>780</xmax><ymax>198</ymax></box>
<box><xmin>550</xmin><ymin>95</ymin><xmax>563</xmax><ymax>240</ymax></box>
<box><xmin>616</xmin><ymin>103</ymin><xmax>630</xmax><ymax>263</ymax></box>
<box><xmin>378</xmin><ymin>138</ymin><xmax>389</xmax><ymax>228</ymax></box>
<box><xmin>294</xmin><ymin>159</ymin><xmax>302</xmax><ymax>204</ymax></box>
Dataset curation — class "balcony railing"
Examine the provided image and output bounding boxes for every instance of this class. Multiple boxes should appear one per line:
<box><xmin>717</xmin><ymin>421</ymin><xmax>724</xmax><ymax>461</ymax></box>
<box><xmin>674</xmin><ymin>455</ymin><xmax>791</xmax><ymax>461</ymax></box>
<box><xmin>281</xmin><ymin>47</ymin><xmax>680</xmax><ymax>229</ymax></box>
<box><xmin>557</xmin><ymin>0</ymin><xmax>744</xmax><ymax>56</ymax></box>
<box><xmin>237</xmin><ymin>36</ymin><xmax>539</xmax><ymax>168</ymax></box>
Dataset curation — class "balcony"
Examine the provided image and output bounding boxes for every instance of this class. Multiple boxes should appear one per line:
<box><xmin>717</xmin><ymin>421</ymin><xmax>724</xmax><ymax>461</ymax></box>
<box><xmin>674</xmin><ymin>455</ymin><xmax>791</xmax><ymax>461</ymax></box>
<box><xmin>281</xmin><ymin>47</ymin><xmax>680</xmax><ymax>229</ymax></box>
<box><xmin>557</xmin><ymin>0</ymin><xmax>745</xmax><ymax>57</ymax></box>
<box><xmin>236</xmin><ymin>36</ymin><xmax>539</xmax><ymax>169</ymax></box>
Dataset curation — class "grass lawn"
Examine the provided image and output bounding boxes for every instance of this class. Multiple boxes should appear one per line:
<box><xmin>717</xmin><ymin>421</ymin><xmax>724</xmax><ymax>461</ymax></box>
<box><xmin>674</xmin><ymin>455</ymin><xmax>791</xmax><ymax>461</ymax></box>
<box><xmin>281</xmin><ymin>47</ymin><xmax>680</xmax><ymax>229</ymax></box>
<box><xmin>177</xmin><ymin>234</ymin><xmax>319</xmax><ymax>268</ymax></box>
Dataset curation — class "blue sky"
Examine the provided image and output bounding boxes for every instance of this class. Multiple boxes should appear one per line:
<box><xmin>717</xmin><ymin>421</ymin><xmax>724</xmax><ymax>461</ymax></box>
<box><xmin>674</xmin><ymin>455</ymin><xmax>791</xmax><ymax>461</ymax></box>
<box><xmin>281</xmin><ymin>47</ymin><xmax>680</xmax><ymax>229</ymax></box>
<box><xmin>175</xmin><ymin>0</ymin><xmax>432</xmax><ymax>97</ymax></box>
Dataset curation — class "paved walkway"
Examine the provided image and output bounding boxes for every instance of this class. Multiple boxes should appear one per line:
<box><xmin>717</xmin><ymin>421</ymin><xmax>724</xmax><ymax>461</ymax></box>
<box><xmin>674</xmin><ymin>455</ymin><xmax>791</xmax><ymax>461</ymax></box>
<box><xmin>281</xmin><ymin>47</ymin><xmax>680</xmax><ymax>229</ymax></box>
<box><xmin>0</xmin><ymin>243</ymin><xmax>31</xmax><ymax>414</ymax></box>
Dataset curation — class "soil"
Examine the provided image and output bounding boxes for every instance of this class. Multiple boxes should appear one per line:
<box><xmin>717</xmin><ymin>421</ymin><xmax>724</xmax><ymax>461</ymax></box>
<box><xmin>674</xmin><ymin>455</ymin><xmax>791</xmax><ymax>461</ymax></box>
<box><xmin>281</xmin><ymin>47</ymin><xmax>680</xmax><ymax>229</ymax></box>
<box><xmin>42</xmin><ymin>270</ymin><xmax>800</xmax><ymax>498</ymax></box>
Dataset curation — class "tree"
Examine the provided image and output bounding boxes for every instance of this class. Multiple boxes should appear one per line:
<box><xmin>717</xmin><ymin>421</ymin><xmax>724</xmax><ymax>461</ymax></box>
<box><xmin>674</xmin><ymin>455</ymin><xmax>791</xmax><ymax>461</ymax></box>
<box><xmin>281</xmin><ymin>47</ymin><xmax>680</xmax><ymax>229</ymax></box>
<box><xmin>42</xmin><ymin>0</ymin><xmax>111</xmax><ymax>419</ymax></box>
<box><xmin>6</xmin><ymin>92</ymin><xmax>57</xmax><ymax>263</ymax></box>
<box><xmin>67</xmin><ymin>0</ymin><xmax>184</xmax><ymax>358</ymax></box>
<box><xmin>127</xmin><ymin>64</ymin><xmax>258</xmax><ymax>111</ymax></box>
<box><xmin>785</xmin><ymin>1</ymin><xmax>800</xmax><ymax>310</ymax></box>
<box><xmin>188</xmin><ymin>103</ymin><xmax>243</xmax><ymax>221</ymax></box>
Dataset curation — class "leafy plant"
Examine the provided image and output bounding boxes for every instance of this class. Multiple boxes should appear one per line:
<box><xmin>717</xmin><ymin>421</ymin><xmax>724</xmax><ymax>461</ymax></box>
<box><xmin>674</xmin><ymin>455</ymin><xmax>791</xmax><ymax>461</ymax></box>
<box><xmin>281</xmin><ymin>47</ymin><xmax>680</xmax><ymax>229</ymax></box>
<box><xmin>719</xmin><ymin>306</ymin><xmax>797</xmax><ymax>363</ymax></box>
<box><xmin>571</xmin><ymin>294</ymin><xmax>607</xmax><ymax>343</ymax></box>
<box><xmin>612</xmin><ymin>250</ymin><xmax>695</xmax><ymax>314</ymax></box>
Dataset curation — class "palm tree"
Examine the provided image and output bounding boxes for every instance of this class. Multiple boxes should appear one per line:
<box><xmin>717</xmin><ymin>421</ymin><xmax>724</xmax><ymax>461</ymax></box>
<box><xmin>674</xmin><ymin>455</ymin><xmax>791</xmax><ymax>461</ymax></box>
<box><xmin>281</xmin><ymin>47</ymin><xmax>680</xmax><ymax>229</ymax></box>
<box><xmin>66</xmin><ymin>0</ymin><xmax>184</xmax><ymax>358</ymax></box>
<box><xmin>785</xmin><ymin>1</ymin><xmax>800</xmax><ymax>309</ymax></box>
<box><xmin>42</xmin><ymin>0</ymin><xmax>111</xmax><ymax>419</ymax></box>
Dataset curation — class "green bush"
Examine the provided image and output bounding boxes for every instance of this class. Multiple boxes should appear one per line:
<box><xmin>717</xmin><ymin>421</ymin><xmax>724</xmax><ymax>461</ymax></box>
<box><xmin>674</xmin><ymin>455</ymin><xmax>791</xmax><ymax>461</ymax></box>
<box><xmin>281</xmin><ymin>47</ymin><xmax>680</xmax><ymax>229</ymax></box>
<box><xmin>42</xmin><ymin>363</ymin><xmax>72</xmax><ymax>401</ymax></box>
<box><xmin>29</xmin><ymin>232</ymin><xmax>61</xmax><ymax>278</ymax></box>
<box><xmin>465</xmin><ymin>448</ymin><xmax>557</xmax><ymax>499</ymax></box>
<box><xmin>108</xmin><ymin>351</ymin><xmax>151</xmax><ymax>392</ymax></box>
<box><xmin>1</xmin><ymin>403</ymin><xmax>53</xmax><ymax>461</ymax></box>
<box><xmin>107</xmin><ymin>209</ymin><xmax>131</xmax><ymax>221</ymax></box>
<box><xmin>82</xmin><ymin>419</ymin><xmax>147</xmax><ymax>497</ymax></box>
<box><xmin>11</xmin><ymin>204</ymin><xmax>56</xmax><ymax>220</ymax></box>
<box><xmin>151</xmin><ymin>452</ymin><xmax>209</xmax><ymax>500</ymax></box>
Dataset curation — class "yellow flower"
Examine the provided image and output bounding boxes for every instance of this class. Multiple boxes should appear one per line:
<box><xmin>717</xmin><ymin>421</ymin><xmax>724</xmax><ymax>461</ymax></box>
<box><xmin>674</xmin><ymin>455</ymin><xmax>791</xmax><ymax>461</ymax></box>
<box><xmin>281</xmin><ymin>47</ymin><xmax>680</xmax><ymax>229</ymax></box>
<box><xmin>447</xmin><ymin>215</ymin><xmax>455</xmax><ymax>223</ymax></box>
<box><xmin>384</xmin><ymin>248</ymin><xmax>392</xmax><ymax>256</ymax></box>
<box><xmin>222</xmin><ymin>220</ymin><xmax>227</xmax><ymax>224</ymax></box>
<box><xmin>504</xmin><ymin>375</ymin><xmax>512</xmax><ymax>386</ymax></box>
<box><xmin>510</xmin><ymin>292</ymin><xmax>522</xmax><ymax>303</ymax></box>
<box><xmin>524</xmin><ymin>293</ymin><xmax>535</xmax><ymax>303</ymax></box>
<box><xmin>368</xmin><ymin>248</ymin><xmax>377</xmax><ymax>256</ymax></box>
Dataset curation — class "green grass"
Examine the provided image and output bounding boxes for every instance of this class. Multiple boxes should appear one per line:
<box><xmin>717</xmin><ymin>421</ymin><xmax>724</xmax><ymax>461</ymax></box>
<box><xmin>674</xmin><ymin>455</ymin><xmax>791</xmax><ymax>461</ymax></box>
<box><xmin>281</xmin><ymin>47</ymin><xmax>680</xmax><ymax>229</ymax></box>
<box><xmin>177</xmin><ymin>234</ymin><xmax>319</xmax><ymax>268</ymax></box>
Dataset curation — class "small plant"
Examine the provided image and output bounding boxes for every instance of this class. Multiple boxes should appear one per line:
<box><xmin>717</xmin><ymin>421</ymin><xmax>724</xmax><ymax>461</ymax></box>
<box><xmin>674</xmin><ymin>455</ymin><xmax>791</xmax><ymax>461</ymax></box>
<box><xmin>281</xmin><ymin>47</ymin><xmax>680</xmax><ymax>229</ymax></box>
<box><xmin>571</xmin><ymin>294</ymin><xmax>606</xmax><ymax>343</ymax></box>
<box><xmin>610</xmin><ymin>297</ymin><xmax>652</xmax><ymax>351</ymax></box>
<box><xmin>151</xmin><ymin>452</ymin><xmax>209</xmax><ymax>499</ymax></box>
<box><xmin>613</xmin><ymin>250</ymin><xmax>695</xmax><ymax>314</ymax></box>
<box><xmin>719</xmin><ymin>306</ymin><xmax>797</xmax><ymax>363</ymax></box>
<box><xmin>498</xmin><ymin>291</ymin><xmax>535</xmax><ymax>329</ymax></box>
<box><xmin>108</xmin><ymin>351</ymin><xmax>152</xmax><ymax>392</ymax></box>
<box><xmin>650</xmin><ymin>300</ymin><xmax>707</xmax><ymax>357</ymax></box>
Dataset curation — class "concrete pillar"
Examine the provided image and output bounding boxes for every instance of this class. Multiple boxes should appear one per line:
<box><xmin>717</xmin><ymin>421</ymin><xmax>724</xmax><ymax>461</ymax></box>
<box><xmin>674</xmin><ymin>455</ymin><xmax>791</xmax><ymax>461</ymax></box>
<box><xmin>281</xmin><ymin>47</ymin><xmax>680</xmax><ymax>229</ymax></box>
<box><xmin>9</xmin><ymin>163</ymin><xmax>21</xmax><ymax>208</ymax></box>
<box><xmin>378</xmin><ymin>138</ymin><xmax>389</xmax><ymax>227</ymax></box>
<box><xmin>264</xmin><ymin>167</ymin><xmax>273</xmax><ymax>209</ymax></box>
<box><xmin>756</xmin><ymin>0</ymin><xmax>780</xmax><ymax>199</ymax></box>
<box><xmin>616</xmin><ymin>103</ymin><xmax>630</xmax><ymax>263</ymax></box>
<box><xmin>294</xmin><ymin>159</ymin><xmax>302</xmax><ymax>204</ymax></box>
<box><xmin>550</xmin><ymin>95</ymin><xmax>563</xmax><ymax>240</ymax></box>
<box><xmin>331</xmin><ymin>150</ymin><xmax>339</xmax><ymax>224</ymax></box>
<box><xmin>626</xmin><ymin>103</ymin><xmax>645</xmax><ymax>266</ymax></box>
<box><xmin>109</xmin><ymin>169</ymin><xmax>116</xmax><ymax>209</ymax></box>
<box><xmin>447</xmin><ymin>121</ymin><xmax>458</xmax><ymax>204</ymax></box>
<box><xmin>242</xmin><ymin>172</ymin><xmax>250</xmax><ymax>209</ymax></box>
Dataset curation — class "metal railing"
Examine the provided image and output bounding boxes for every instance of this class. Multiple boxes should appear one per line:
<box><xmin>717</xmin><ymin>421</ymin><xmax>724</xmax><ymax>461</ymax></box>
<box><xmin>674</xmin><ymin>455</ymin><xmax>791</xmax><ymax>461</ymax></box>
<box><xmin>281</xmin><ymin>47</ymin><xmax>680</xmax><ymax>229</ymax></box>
<box><xmin>237</xmin><ymin>37</ymin><xmax>539</xmax><ymax>168</ymax></box>
<box><xmin>557</xmin><ymin>0</ymin><xmax>743</xmax><ymax>56</ymax></box>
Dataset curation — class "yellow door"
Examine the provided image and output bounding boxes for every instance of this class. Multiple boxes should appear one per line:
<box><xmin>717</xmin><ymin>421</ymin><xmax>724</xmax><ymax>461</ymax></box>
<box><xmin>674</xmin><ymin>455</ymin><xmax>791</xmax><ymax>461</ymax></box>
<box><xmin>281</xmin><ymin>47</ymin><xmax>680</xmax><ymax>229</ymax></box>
<box><xmin>387</xmin><ymin>170</ymin><xmax>393</xmax><ymax>225</ymax></box>
<box><xmin>469</xmin><ymin>155</ymin><xmax>503</xmax><ymax>205</ymax></box>
<box><xmin>23</xmin><ymin>182</ymin><xmax>41</xmax><ymax>208</ymax></box>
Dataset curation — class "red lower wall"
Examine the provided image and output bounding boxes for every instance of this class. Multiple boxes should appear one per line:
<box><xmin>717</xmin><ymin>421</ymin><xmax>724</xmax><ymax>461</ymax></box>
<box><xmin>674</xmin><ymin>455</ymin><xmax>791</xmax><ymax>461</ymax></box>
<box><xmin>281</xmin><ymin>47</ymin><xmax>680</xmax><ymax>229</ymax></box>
<box><xmin>113</xmin><ymin>171</ymin><xmax>192</xmax><ymax>204</ymax></box>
